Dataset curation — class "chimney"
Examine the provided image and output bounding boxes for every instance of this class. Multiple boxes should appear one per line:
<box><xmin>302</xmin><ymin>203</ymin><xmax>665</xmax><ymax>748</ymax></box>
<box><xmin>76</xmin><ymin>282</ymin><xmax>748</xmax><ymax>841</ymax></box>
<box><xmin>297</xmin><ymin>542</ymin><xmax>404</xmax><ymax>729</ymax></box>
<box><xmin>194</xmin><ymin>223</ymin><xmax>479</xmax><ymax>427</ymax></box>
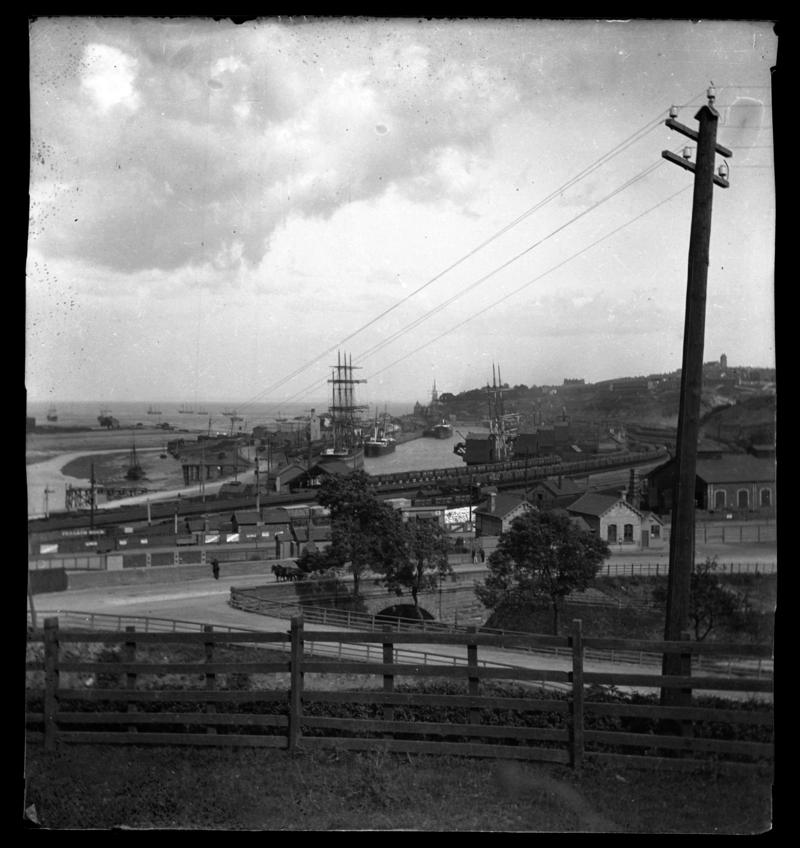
<box><xmin>620</xmin><ymin>489</ymin><xmax>628</xmax><ymax>503</ymax></box>
<box><xmin>489</xmin><ymin>492</ymin><xmax>497</xmax><ymax>512</ymax></box>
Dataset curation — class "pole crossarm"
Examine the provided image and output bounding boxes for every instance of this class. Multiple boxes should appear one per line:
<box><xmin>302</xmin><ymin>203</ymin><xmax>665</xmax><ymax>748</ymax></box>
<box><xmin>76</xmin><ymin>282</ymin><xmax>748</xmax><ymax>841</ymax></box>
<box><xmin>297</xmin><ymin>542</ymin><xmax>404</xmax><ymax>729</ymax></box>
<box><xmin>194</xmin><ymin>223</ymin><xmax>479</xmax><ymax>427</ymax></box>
<box><xmin>665</xmin><ymin>117</ymin><xmax>733</xmax><ymax>158</ymax></box>
<box><xmin>661</xmin><ymin>150</ymin><xmax>730</xmax><ymax>188</ymax></box>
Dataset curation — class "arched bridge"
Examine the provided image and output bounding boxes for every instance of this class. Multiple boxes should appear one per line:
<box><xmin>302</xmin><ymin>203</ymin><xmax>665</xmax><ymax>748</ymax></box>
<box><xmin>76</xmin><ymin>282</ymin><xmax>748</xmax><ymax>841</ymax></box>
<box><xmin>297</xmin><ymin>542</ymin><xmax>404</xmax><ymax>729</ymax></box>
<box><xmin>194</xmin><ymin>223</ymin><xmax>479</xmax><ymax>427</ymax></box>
<box><xmin>229</xmin><ymin>563</ymin><xmax>491</xmax><ymax>628</ymax></box>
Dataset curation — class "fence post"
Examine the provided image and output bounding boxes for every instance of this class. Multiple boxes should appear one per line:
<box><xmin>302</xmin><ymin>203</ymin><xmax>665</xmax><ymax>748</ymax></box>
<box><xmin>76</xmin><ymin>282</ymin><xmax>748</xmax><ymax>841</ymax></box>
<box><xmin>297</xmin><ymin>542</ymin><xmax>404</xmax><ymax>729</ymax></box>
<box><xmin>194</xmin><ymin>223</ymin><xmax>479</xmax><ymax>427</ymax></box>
<box><xmin>382</xmin><ymin>626</ymin><xmax>394</xmax><ymax>737</ymax></box>
<box><xmin>204</xmin><ymin>624</ymin><xmax>216</xmax><ymax>735</ymax></box>
<box><xmin>467</xmin><ymin>626</ymin><xmax>480</xmax><ymax>726</ymax></box>
<box><xmin>43</xmin><ymin>617</ymin><xmax>59</xmax><ymax>751</ymax></box>
<box><xmin>124</xmin><ymin>626</ymin><xmax>138</xmax><ymax>734</ymax></box>
<box><xmin>570</xmin><ymin>619</ymin><xmax>585</xmax><ymax>771</ymax></box>
<box><xmin>289</xmin><ymin>617</ymin><xmax>304</xmax><ymax>752</ymax></box>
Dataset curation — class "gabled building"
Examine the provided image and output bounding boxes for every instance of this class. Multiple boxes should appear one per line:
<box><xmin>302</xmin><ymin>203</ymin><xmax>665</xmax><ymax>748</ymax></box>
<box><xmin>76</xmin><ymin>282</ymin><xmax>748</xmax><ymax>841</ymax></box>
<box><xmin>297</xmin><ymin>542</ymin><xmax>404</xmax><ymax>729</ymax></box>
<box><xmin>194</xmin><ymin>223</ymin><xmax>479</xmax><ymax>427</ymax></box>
<box><xmin>566</xmin><ymin>492</ymin><xmax>665</xmax><ymax>549</ymax></box>
<box><xmin>526</xmin><ymin>477</ymin><xmax>585</xmax><ymax>510</ymax></box>
<box><xmin>474</xmin><ymin>491</ymin><xmax>533</xmax><ymax>538</ymax></box>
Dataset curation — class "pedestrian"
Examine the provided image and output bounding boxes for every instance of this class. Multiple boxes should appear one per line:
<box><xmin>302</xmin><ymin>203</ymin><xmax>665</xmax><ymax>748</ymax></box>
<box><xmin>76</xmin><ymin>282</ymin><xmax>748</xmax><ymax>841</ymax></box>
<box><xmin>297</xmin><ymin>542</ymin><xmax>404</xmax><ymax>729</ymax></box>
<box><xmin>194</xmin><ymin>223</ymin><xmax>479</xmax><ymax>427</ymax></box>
<box><xmin>480</xmin><ymin>548</ymin><xmax>485</xmax><ymax>563</ymax></box>
<box><xmin>471</xmin><ymin>547</ymin><xmax>477</xmax><ymax>563</ymax></box>
<box><xmin>211</xmin><ymin>558</ymin><xmax>219</xmax><ymax>580</ymax></box>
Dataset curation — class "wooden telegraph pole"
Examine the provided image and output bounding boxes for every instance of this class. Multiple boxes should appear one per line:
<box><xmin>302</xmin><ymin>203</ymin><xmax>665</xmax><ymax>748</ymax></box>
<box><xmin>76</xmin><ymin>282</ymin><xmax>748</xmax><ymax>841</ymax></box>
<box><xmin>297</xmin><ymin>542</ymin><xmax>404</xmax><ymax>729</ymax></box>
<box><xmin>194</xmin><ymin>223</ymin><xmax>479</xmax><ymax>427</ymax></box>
<box><xmin>660</xmin><ymin>87</ymin><xmax>731</xmax><ymax>705</ymax></box>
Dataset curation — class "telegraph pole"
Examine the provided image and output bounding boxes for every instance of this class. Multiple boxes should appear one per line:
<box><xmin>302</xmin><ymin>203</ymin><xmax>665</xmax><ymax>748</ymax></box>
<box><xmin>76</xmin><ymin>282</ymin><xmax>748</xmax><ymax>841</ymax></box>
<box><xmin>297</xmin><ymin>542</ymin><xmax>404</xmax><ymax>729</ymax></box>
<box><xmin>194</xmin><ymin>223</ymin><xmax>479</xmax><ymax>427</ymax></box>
<box><xmin>660</xmin><ymin>87</ymin><xmax>731</xmax><ymax>706</ymax></box>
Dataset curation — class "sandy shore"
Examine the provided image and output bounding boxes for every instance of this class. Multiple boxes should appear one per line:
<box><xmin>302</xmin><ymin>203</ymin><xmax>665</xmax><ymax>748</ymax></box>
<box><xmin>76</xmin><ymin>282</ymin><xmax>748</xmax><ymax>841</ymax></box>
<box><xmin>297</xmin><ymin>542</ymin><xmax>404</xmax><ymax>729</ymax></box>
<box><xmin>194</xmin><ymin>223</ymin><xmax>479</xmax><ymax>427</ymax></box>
<box><xmin>26</xmin><ymin>427</ymin><xmax>255</xmax><ymax>517</ymax></box>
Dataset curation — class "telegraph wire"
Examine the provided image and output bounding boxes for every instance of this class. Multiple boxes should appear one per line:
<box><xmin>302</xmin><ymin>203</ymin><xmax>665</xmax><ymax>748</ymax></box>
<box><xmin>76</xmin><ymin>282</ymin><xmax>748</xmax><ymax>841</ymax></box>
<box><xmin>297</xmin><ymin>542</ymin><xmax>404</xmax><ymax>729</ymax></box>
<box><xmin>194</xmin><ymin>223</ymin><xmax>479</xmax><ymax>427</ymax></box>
<box><xmin>366</xmin><ymin>183</ymin><xmax>693</xmax><ymax>385</ymax></box>
<box><xmin>231</xmin><ymin>103</ymin><xmax>701</xmax><ymax>416</ymax></box>
<box><xmin>284</xmin><ymin>157</ymin><xmax>683</xmax><ymax>404</ymax></box>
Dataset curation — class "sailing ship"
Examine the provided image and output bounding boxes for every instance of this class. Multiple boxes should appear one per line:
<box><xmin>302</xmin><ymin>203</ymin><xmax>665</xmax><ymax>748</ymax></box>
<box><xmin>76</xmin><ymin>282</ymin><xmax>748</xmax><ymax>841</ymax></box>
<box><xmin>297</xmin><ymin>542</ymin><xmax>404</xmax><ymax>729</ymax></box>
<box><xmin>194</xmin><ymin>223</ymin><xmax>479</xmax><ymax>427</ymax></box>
<box><xmin>125</xmin><ymin>441</ymin><xmax>145</xmax><ymax>480</ymax></box>
<box><xmin>46</xmin><ymin>406</ymin><xmax>58</xmax><ymax>422</ymax></box>
<box><xmin>363</xmin><ymin>411</ymin><xmax>397</xmax><ymax>457</ymax></box>
<box><xmin>453</xmin><ymin>364</ymin><xmax>517</xmax><ymax>466</ymax></box>
<box><xmin>147</xmin><ymin>405</ymin><xmax>162</xmax><ymax>415</ymax></box>
<box><xmin>319</xmin><ymin>351</ymin><xmax>366</xmax><ymax>468</ymax></box>
<box><xmin>178</xmin><ymin>403</ymin><xmax>194</xmax><ymax>414</ymax></box>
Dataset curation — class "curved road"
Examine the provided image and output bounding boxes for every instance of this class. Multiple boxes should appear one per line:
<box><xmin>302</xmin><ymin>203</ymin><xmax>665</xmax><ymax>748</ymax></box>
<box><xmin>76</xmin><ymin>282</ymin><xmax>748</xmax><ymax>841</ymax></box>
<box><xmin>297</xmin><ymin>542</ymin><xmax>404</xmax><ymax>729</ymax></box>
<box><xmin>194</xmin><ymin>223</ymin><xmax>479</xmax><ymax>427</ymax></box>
<box><xmin>30</xmin><ymin>561</ymin><xmax>773</xmax><ymax>700</ymax></box>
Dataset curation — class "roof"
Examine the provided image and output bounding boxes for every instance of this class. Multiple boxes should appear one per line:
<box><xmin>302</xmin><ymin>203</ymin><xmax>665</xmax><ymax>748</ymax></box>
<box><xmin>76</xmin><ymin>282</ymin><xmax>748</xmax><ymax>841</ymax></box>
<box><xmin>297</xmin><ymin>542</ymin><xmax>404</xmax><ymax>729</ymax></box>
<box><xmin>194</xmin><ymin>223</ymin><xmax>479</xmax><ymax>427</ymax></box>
<box><xmin>262</xmin><ymin>507</ymin><xmax>292</xmax><ymax>525</ymax></box>
<box><xmin>696</xmin><ymin>456</ymin><xmax>775</xmax><ymax>483</ymax></box>
<box><xmin>233</xmin><ymin>510</ymin><xmax>261</xmax><ymax>524</ymax></box>
<box><xmin>476</xmin><ymin>493</ymin><xmax>532</xmax><ymax>519</ymax></box>
<box><xmin>529</xmin><ymin>477</ymin><xmax>584</xmax><ymax>496</ymax></box>
<box><xmin>313</xmin><ymin>459</ymin><xmax>356</xmax><ymax>476</ymax></box>
<box><xmin>567</xmin><ymin>493</ymin><xmax>643</xmax><ymax>519</ymax></box>
<box><xmin>651</xmin><ymin>454</ymin><xmax>775</xmax><ymax>484</ymax></box>
<box><xmin>276</xmin><ymin>464</ymin><xmax>306</xmax><ymax>483</ymax></box>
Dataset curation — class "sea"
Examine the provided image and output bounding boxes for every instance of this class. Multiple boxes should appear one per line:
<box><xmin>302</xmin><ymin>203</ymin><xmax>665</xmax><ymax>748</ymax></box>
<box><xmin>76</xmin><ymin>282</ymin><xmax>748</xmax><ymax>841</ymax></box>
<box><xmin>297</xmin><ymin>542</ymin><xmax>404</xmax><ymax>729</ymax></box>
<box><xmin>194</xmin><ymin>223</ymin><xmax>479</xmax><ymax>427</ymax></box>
<box><xmin>26</xmin><ymin>400</ymin><xmax>484</xmax><ymax>518</ymax></box>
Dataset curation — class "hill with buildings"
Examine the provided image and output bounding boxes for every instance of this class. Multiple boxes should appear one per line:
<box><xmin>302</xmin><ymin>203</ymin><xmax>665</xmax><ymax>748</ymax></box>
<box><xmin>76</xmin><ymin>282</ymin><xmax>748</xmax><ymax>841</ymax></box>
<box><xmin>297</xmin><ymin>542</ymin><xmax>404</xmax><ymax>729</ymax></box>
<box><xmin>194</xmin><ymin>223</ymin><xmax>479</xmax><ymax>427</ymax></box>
<box><xmin>420</xmin><ymin>356</ymin><xmax>774</xmax><ymax>453</ymax></box>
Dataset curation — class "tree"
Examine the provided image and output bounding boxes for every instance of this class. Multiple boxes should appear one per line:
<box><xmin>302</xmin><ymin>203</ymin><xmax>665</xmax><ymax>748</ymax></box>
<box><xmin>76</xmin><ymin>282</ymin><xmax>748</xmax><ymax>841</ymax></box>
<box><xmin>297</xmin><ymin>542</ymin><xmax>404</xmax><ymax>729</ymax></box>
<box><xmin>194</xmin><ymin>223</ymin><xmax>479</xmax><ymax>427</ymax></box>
<box><xmin>316</xmin><ymin>471</ymin><xmax>407</xmax><ymax>597</ymax></box>
<box><xmin>475</xmin><ymin>510</ymin><xmax>610</xmax><ymax>635</ymax></box>
<box><xmin>376</xmin><ymin>518</ymin><xmax>452</xmax><ymax>617</ymax></box>
<box><xmin>652</xmin><ymin>556</ymin><xmax>740</xmax><ymax>641</ymax></box>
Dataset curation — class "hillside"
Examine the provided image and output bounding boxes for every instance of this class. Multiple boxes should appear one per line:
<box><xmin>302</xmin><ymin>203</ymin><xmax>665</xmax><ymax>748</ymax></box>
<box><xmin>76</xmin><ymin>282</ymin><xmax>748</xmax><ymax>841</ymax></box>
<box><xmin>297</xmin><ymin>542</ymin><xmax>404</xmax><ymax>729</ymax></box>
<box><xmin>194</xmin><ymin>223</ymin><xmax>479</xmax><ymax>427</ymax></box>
<box><xmin>429</xmin><ymin>377</ymin><xmax>774</xmax><ymax>451</ymax></box>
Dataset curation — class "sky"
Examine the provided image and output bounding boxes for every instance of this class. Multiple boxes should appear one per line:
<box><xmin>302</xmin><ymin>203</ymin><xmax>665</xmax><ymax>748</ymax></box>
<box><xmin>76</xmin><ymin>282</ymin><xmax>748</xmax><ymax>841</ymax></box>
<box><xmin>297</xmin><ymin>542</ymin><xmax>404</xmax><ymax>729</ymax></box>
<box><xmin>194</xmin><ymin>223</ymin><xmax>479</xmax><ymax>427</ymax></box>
<box><xmin>26</xmin><ymin>17</ymin><xmax>778</xmax><ymax>412</ymax></box>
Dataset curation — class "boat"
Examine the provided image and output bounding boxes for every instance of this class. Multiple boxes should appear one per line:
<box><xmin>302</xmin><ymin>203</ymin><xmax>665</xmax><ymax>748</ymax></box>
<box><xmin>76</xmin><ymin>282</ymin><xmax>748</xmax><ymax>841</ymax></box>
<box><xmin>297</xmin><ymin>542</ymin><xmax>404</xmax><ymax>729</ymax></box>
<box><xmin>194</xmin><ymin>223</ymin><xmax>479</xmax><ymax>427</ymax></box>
<box><xmin>147</xmin><ymin>405</ymin><xmax>162</xmax><ymax>415</ymax></box>
<box><xmin>453</xmin><ymin>364</ymin><xmax>517</xmax><ymax>466</ymax></box>
<box><xmin>318</xmin><ymin>351</ymin><xmax>367</xmax><ymax>468</ymax></box>
<box><xmin>125</xmin><ymin>442</ymin><xmax>144</xmax><ymax>480</ymax></box>
<box><xmin>46</xmin><ymin>406</ymin><xmax>58</xmax><ymax>422</ymax></box>
<box><xmin>363</xmin><ymin>411</ymin><xmax>397</xmax><ymax>457</ymax></box>
<box><xmin>423</xmin><ymin>419</ymin><xmax>453</xmax><ymax>439</ymax></box>
<box><xmin>178</xmin><ymin>404</ymin><xmax>194</xmax><ymax>414</ymax></box>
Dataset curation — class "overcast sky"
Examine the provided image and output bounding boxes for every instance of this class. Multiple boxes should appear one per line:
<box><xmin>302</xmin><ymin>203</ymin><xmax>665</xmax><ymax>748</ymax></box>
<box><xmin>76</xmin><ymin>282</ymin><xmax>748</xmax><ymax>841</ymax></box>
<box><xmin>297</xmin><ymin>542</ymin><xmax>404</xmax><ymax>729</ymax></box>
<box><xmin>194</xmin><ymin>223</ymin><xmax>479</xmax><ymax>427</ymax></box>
<box><xmin>26</xmin><ymin>17</ymin><xmax>777</xmax><ymax>410</ymax></box>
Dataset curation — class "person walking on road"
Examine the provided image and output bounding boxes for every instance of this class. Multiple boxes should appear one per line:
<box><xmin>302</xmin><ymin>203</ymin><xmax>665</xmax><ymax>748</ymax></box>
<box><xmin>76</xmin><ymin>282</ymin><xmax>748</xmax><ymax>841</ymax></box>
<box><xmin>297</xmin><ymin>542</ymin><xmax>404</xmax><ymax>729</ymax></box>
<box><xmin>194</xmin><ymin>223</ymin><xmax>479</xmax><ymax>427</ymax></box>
<box><xmin>211</xmin><ymin>558</ymin><xmax>220</xmax><ymax>580</ymax></box>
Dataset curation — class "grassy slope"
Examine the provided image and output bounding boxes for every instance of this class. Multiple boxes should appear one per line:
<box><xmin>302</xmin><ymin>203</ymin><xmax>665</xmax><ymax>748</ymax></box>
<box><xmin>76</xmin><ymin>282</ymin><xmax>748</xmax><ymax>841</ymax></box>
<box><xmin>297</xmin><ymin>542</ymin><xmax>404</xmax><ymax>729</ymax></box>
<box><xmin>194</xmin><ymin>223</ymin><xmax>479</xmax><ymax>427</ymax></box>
<box><xmin>23</xmin><ymin>744</ymin><xmax>772</xmax><ymax>832</ymax></box>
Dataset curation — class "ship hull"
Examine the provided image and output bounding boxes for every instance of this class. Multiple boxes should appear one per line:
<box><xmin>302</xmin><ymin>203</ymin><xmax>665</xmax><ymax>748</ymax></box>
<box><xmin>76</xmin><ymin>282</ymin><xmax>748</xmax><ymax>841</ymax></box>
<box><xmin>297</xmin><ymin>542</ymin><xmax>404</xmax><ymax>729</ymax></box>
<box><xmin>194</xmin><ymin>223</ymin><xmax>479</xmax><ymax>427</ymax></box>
<box><xmin>423</xmin><ymin>426</ymin><xmax>452</xmax><ymax>439</ymax></box>
<box><xmin>318</xmin><ymin>447</ymin><xmax>365</xmax><ymax>469</ymax></box>
<box><xmin>363</xmin><ymin>440</ymin><xmax>397</xmax><ymax>457</ymax></box>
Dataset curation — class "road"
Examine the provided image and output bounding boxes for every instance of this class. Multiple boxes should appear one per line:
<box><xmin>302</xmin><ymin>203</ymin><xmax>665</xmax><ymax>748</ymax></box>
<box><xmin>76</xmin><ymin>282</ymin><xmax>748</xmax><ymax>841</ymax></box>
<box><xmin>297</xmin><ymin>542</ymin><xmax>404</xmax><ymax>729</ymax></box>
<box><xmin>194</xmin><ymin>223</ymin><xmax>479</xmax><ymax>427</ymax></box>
<box><xmin>30</xmin><ymin>563</ymin><xmax>773</xmax><ymax>700</ymax></box>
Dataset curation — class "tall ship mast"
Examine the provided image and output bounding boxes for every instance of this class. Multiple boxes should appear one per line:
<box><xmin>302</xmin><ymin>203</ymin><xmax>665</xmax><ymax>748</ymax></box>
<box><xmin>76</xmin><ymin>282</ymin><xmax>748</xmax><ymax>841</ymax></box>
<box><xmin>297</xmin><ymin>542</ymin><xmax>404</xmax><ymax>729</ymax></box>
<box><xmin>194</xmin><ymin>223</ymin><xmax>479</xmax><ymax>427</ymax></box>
<box><xmin>453</xmin><ymin>364</ymin><xmax>517</xmax><ymax>465</ymax></box>
<box><xmin>321</xmin><ymin>351</ymin><xmax>367</xmax><ymax>467</ymax></box>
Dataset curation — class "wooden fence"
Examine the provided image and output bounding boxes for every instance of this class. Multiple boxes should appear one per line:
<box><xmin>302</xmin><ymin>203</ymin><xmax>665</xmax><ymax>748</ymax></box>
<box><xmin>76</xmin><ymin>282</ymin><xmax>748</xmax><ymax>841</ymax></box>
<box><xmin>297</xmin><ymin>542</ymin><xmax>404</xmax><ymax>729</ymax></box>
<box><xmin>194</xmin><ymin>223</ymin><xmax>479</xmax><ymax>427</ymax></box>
<box><xmin>25</xmin><ymin>616</ymin><xmax>773</xmax><ymax>773</ymax></box>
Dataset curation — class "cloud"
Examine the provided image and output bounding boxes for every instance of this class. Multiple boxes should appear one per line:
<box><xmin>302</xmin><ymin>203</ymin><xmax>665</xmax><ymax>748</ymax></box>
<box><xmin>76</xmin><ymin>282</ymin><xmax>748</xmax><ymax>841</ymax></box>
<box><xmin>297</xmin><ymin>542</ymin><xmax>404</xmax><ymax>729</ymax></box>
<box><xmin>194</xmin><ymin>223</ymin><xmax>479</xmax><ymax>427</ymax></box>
<box><xmin>29</xmin><ymin>20</ymin><xmax>531</xmax><ymax>280</ymax></box>
<box><xmin>80</xmin><ymin>43</ymin><xmax>141</xmax><ymax>112</ymax></box>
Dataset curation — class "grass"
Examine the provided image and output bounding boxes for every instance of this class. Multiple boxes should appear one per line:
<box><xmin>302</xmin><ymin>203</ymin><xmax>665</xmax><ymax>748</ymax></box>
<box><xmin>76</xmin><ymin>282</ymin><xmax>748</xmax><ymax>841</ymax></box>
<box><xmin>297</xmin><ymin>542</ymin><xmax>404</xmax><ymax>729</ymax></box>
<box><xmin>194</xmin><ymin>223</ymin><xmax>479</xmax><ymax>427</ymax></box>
<box><xmin>23</xmin><ymin>743</ymin><xmax>773</xmax><ymax>832</ymax></box>
<box><xmin>23</xmin><ymin>575</ymin><xmax>776</xmax><ymax>832</ymax></box>
<box><xmin>23</xmin><ymin>637</ymin><xmax>774</xmax><ymax>832</ymax></box>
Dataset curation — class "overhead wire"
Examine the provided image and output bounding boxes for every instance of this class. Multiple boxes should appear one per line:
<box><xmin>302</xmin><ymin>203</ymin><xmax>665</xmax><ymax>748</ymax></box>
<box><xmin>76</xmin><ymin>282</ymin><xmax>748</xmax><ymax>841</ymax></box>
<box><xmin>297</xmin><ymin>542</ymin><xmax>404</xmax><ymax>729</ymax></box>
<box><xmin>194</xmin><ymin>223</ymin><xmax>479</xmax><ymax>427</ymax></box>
<box><xmin>366</xmin><ymin>183</ymin><xmax>693</xmax><ymax>384</ymax></box>
<box><xmin>232</xmin><ymin>105</ymin><xmax>689</xmax><ymax>416</ymax></box>
<box><xmin>235</xmin><ymin>92</ymin><xmax>713</xmax><ymax>414</ymax></box>
<box><xmin>283</xmin><ymin>153</ymin><xmax>675</xmax><ymax>403</ymax></box>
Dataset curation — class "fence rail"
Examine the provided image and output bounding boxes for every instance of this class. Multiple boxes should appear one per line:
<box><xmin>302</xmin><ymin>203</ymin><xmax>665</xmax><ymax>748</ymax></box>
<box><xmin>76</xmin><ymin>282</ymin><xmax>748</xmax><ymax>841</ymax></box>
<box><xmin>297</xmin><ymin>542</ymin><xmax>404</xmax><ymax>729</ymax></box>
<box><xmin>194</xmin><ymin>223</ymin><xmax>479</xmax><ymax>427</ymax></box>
<box><xmin>598</xmin><ymin>560</ymin><xmax>776</xmax><ymax>578</ymax></box>
<box><xmin>26</xmin><ymin>616</ymin><xmax>773</xmax><ymax>773</ymax></box>
<box><xmin>227</xmin><ymin>589</ymin><xmax>774</xmax><ymax>677</ymax></box>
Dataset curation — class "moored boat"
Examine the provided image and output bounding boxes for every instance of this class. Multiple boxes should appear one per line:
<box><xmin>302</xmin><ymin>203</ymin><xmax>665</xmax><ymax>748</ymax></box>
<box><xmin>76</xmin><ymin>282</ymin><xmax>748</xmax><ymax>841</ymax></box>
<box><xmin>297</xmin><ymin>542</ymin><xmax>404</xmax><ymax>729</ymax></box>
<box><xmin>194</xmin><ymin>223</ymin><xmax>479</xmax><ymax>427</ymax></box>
<box><xmin>423</xmin><ymin>419</ymin><xmax>453</xmax><ymax>439</ymax></box>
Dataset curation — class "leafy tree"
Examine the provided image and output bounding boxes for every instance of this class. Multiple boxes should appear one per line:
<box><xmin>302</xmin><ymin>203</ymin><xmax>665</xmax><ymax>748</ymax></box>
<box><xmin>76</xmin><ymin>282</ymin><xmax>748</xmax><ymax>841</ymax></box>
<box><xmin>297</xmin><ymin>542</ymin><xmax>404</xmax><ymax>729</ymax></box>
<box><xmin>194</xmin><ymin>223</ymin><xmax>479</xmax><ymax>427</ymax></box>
<box><xmin>376</xmin><ymin>518</ymin><xmax>453</xmax><ymax>617</ymax></box>
<box><xmin>316</xmin><ymin>471</ymin><xmax>407</xmax><ymax>597</ymax></box>
<box><xmin>476</xmin><ymin>510</ymin><xmax>610</xmax><ymax>635</ymax></box>
<box><xmin>652</xmin><ymin>557</ymin><xmax>741</xmax><ymax>641</ymax></box>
